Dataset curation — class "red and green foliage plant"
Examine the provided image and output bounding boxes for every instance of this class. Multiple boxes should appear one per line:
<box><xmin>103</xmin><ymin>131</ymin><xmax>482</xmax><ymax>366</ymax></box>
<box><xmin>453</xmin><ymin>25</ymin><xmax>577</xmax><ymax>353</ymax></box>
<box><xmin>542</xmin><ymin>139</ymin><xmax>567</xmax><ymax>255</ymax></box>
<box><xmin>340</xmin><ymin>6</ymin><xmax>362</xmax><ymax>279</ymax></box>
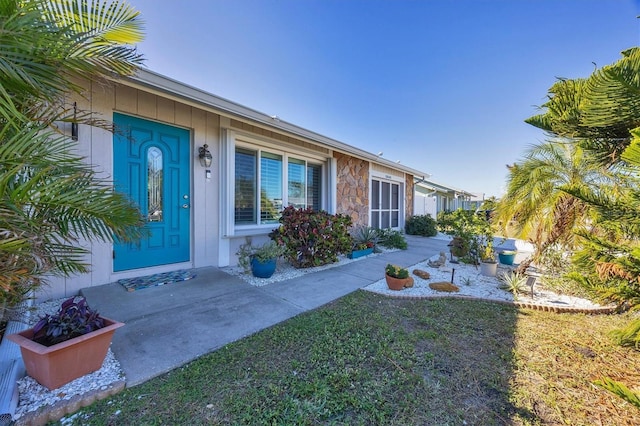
<box><xmin>270</xmin><ymin>206</ymin><xmax>353</xmax><ymax>268</ymax></box>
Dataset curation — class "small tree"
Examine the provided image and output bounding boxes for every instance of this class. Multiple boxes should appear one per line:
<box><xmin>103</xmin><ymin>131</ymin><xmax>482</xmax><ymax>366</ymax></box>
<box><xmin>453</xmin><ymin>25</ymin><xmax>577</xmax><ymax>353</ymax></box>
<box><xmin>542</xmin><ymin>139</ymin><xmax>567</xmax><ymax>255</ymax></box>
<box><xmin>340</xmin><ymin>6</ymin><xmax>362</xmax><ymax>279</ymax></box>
<box><xmin>437</xmin><ymin>209</ymin><xmax>493</xmax><ymax>265</ymax></box>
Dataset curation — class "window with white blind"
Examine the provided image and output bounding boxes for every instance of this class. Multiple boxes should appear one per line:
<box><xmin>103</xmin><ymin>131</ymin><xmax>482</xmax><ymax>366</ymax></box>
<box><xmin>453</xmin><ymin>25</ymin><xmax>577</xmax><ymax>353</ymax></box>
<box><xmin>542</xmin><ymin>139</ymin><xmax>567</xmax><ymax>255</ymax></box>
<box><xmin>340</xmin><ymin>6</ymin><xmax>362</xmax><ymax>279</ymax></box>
<box><xmin>288</xmin><ymin>158</ymin><xmax>306</xmax><ymax>208</ymax></box>
<box><xmin>235</xmin><ymin>148</ymin><xmax>257</xmax><ymax>224</ymax></box>
<box><xmin>260</xmin><ymin>152</ymin><xmax>283</xmax><ymax>224</ymax></box>
<box><xmin>234</xmin><ymin>147</ymin><xmax>323</xmax><ymax>226</ymax></box>
<box><xmin>307</xmin><ymin>163</ymin><xmax>322</xmax><ymax>211</ymax></box>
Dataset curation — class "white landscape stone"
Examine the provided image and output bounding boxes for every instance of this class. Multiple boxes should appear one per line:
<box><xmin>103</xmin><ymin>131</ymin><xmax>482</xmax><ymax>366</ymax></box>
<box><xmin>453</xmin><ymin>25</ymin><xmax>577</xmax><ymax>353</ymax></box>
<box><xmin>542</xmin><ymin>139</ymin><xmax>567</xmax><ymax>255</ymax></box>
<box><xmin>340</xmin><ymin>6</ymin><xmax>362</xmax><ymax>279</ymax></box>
<box><xmin>364</xmin><ymin>254</ymin><xmax>607</xmax><ymax>311</ymax></box>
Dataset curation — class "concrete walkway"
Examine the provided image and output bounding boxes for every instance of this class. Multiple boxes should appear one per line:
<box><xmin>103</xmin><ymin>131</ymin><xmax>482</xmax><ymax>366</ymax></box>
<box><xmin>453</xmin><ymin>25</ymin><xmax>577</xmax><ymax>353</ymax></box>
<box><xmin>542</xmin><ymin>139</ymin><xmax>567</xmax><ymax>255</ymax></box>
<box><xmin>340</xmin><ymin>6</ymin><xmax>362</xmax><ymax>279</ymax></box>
<box><xmin>80</xmin><ymin>235</ymin><xmax>450</xmax><ymax>387</ymax></box>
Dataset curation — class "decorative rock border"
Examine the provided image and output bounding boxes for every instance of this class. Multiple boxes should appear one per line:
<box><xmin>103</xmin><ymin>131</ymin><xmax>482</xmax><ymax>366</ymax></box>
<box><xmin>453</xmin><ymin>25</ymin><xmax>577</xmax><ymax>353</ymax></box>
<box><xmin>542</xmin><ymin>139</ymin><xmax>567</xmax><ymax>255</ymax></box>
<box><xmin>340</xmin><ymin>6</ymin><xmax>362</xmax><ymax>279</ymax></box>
<box><xmin>511</xmin><ymin>300</ymin><xmax>617</xmax><ymax>314</ymax></box>
<box><xmin>373</xmin><ymin>292</ymin><xmax>617</xmax><ymax>314</ymax></box>
<box><xmin>13</xmin><ymin>380</ymin><xmax>125</xmax><ymax>426</ymax></box>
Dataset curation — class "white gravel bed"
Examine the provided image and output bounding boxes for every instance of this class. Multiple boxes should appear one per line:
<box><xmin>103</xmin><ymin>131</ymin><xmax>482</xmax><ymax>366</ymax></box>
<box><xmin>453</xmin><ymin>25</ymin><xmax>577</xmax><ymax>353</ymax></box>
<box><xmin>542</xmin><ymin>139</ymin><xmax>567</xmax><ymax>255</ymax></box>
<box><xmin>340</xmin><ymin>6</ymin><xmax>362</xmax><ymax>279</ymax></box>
<box><xmin>365</xmin><ymin>254</ymin><xmax>607</xmax><ymax>310</ymax></box>
<box><xmin>223</xmin><ymin>248</ymin><xmax>396</xmax><ymax>287</ymax></box>
<box><xmin>10</xmin><ymin>298</ymin><xmax>125</xmax><ymax>422</ymax></box>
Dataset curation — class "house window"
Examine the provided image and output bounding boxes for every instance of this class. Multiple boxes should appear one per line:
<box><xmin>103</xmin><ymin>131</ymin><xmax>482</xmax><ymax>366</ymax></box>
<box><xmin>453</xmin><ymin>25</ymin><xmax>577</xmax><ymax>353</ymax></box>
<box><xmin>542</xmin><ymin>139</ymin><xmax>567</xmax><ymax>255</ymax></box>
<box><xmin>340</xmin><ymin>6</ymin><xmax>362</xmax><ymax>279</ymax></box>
<box><xmin>260</xmin><ymin>152</ymin><xmax>283</xmax><ymax>224</ymax></box>
<box><xmin>307</xmin><ymin>163</ymin><xmax>322</xmax><ymax>211</ymax></box>
<box><xmin>371</xmin><ymin>178</ymin><xmax>400</xmax><ymax>229</ymax></box>
<box><xmin>235</xmin><ymin>147</ymin><xmax>323</xmax><ymax>226</ymax></box>
<box><xmin>288</xmin><ymin>158</ymin><xmax>306</xmax><ymax>208</ymax></box>
<box><xmin>235</xmin><ymin>148</ymin><xmax>257</xmax><ymax>224</ymax></box>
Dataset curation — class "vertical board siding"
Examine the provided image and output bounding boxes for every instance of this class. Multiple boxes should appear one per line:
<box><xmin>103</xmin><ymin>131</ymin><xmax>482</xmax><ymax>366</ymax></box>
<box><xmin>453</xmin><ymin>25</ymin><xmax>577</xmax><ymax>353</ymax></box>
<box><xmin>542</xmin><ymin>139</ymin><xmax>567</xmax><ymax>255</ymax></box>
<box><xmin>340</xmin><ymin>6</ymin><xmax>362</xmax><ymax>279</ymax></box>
<box><xmin>137</xmin><ymin>90</ymin><xmax>158</xmax><ymax>119</ymax></box>
<box><xmin>156</xmin><ymin>97</ymin><xmax>176</xmax><ymax>123</ymax></box>
<box><xmin>174</xmin><ymin>102</ymin><xmax>192</xmax><ymax>128</ymax></box>
<box><xmin>371</xmin><ymin>163</ymin><xmax>404</xmax><ymax>178</ymax></box>
<box><xmin>114</xmin><ymin>84</ymin><xmax>137</xmax><ymax>113</ymax></box>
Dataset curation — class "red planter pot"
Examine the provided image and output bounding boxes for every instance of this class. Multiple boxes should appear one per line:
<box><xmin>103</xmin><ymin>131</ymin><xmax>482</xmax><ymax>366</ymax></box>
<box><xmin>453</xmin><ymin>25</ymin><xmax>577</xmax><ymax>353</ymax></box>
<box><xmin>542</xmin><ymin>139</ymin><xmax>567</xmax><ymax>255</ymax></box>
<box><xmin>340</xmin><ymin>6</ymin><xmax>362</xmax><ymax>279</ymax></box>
<box><xmin>385</xmin><ymin>274</ymin><xmax>411</xmax><ymax>291</ymax></box>
<box><xmin>7</xmin><ymin>317</ymin><xmax>124</xmax><ymax>390</ymax></box>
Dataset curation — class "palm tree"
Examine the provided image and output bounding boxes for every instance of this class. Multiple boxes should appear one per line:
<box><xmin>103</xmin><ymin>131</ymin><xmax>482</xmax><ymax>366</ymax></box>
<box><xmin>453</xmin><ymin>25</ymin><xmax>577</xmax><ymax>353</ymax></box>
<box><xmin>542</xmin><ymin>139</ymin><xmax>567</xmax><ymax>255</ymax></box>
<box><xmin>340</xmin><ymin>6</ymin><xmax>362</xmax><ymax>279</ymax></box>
<box><xmin>0</xmin><ymin>0</ymin><xmax>145</xmax><ymax>310</ymax></box>
<box><xmin>495</xmin><ymin>140</ymin><xmax>610</xmax><ymax>272</ymax></box>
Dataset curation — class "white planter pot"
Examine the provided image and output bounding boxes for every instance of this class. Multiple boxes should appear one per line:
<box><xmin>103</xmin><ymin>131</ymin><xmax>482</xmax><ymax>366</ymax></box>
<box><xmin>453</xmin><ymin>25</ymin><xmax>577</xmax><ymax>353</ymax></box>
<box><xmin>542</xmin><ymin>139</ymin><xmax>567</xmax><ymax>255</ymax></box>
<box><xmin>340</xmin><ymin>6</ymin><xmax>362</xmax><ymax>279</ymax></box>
<box><xmin>480</xmin><ymin>262</ymin><xmax>498</xmax><ymax>277</ymax></box>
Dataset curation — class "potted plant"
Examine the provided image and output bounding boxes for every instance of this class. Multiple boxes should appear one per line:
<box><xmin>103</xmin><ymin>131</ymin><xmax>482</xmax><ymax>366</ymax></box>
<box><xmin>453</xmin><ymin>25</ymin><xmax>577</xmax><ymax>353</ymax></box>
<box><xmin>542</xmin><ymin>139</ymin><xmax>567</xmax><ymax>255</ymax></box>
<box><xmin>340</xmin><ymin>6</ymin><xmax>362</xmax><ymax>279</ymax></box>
<box><xmin>6</xmin><ymin>296</ymin><xmax>123</xmax><ymax>390</ymax></box>
<box><xmin>498</xmin><ymin>249</ymin><xmax>517</xmax><ymax>265</ymax></box>
<box><xmin>348</xmin><ymin>242</ymin><xmax>374</xmax><ymax>259</ymax></box>
<box><xmin>348</xmin><ymin>226</ymin><xmax>379</xmax><ymax>258</ymax></box>
<box><xmin>237</xmin><ymin>238</ymin><xmax>285</xmax><ymax>278</ymax></box>
<box><xmin>384</xmin><ymin>264</ymin><xmax>412</xmax><ymax>290</ymax></box>
<box><xmin>479</xmin><ymin>242</ymin><xmax>498</xmax><ymax>277</ymax></box>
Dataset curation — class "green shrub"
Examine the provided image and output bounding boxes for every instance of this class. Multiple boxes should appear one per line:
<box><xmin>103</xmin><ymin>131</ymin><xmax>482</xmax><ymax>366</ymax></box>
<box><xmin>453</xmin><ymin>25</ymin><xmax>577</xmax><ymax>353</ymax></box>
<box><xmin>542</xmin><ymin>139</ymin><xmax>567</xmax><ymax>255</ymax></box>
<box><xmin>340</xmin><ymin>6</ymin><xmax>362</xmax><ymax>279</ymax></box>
<box><xmin>437</xmin><ymin>209</ymin><xmax>494</xmax><ymax>265</ymax></box>
<box><xmin>405</xmin><ymin>214</ymin><xmax>437</xmax><ymax>237</ymax></box>
<box><xmin>377</xmin><ymin>229</ymin><xmax>408</xmax><ymax>250</ymax></box>
<box><xmin>567</xmin><ymin>271</ymin><xmax>640</xmax><ymax>309</ymax></box>
<box><xmin>269</xmin><ymin>206</ymin><xmax>353</xmax><ymax>268</ymax></box>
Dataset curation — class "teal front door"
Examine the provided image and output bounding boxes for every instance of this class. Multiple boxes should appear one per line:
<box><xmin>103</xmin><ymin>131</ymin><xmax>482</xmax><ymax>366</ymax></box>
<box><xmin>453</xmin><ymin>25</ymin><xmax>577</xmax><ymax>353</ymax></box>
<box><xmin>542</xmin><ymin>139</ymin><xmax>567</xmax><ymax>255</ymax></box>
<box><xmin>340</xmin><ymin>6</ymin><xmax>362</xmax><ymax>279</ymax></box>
<box><xmin>113</xmin><ymin>113</ymin><xmax>191</xmax><ymax>271</ymax></box>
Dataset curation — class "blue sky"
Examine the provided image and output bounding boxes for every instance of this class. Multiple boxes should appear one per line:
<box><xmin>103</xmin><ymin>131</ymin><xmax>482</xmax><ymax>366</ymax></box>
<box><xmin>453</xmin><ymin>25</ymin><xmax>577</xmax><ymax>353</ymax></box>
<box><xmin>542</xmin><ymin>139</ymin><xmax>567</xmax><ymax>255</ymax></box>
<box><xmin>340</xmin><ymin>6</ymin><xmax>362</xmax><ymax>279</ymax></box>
<box><xmin>127</xmin><ymin>0</ymin><xmax>639</xmax><ymax>197</ymax></box>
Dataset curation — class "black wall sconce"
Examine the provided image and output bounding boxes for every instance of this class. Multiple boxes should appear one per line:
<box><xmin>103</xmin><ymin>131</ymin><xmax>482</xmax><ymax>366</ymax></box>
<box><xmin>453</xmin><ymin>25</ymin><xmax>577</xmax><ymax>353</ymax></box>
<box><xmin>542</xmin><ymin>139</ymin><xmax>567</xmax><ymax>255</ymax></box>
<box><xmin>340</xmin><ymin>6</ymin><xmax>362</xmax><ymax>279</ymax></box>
<box><xmin>198</xmin><ymin>144</ymin><xmax>212</xmax><ymax>167</ymax></box>
<box><xmin>71</xmin><ymin>102</ymin><xmax>78</xmax><ymax>141</ymax></box>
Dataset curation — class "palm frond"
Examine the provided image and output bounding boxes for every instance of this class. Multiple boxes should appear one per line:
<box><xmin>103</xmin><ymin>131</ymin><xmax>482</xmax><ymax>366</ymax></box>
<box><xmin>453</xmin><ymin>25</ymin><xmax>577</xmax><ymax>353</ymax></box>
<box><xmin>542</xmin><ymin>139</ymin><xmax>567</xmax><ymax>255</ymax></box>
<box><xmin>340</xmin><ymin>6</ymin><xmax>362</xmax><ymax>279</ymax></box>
<box><xmin>41</xmin><ymin>0</ymin><xmax>144</xmax><ymax>77</ymax></box>
<box><xmin>594</xmin><ymin>377</ymin><xmax>640</xmax><ymax>409</ymax></box>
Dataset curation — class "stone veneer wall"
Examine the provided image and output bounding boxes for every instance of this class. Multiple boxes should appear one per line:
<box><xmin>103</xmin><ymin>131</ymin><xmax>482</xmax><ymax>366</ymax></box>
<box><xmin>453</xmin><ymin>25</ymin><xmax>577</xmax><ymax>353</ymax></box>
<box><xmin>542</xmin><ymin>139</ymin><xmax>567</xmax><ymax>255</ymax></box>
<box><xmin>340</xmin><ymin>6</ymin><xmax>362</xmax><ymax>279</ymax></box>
<box><xmin>335</xmin><ymin>152</ymin><xmax>369</xmax><ymax>227</ymax></box>
<box><xmin>405</xmin><ymin>174</ymin><xmax>414</xmax><ymax>222</ymax></box>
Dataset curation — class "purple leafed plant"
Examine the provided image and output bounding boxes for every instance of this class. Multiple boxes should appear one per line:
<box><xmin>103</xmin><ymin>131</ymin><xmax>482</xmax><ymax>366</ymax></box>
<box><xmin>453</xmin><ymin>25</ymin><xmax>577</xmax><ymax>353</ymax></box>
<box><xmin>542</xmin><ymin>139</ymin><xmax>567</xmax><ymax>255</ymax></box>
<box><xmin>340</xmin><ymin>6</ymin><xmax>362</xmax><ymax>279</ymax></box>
<box><xmin>32</xmin><ymin>297</ymin><xmax>105</xmax><ymax>346</ymax></box>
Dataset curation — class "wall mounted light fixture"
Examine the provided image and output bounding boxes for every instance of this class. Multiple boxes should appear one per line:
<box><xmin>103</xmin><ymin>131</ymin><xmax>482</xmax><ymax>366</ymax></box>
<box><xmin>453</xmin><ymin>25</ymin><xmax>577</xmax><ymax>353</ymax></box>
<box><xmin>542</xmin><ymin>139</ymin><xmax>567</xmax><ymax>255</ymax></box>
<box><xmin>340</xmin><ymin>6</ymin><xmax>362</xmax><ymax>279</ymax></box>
<box><xmin>198</xmin><ymin>144</ymin><xmax>212</xmax><ymax>167</ymax></box>
<box><xmin>71</xmin><ymin>102</ymin><xmax>78</xmax><ymax>141</ymax></box>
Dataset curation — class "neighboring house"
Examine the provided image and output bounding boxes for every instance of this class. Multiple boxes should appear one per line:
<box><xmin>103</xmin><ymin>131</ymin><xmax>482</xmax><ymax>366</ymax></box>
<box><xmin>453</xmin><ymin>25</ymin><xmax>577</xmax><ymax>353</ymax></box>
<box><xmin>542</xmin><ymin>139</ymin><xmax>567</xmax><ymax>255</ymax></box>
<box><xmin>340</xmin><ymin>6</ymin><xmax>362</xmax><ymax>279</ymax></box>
<box><xmin>40</xmin><ymin>69</ymin><xmax>432</xmax><ymax>300</ymax></box>
<box><xmin>413</xmin><ymin>180</ymin><xmax>476</xmax><ymax>218</ymax></box>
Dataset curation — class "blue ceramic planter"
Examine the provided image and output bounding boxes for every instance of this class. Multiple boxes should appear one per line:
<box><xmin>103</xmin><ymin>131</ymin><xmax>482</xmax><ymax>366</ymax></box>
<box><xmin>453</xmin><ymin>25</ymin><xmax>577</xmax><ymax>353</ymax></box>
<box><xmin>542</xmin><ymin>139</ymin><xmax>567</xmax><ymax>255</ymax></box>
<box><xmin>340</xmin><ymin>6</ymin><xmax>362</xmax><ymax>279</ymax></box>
<box><xmin>348</xmin><ymin>247</ymin><xmax>373</xmax><ymax>259</ymax></box>
<box><xmin>251</xmin><ymin>258</ymin><xmax>277</xmax><ymax>278</ymax></box>
<box><xmin>498</xmin><ymin>251</ymin><xmax>517</xmax><ymax>265</ymax></box>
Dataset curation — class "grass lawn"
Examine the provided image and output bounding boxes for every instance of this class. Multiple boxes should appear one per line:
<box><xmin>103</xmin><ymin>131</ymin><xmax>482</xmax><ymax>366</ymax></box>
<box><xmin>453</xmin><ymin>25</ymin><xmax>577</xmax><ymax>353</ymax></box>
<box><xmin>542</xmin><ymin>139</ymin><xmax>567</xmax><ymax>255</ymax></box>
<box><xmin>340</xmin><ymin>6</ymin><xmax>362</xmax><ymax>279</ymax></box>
<box><xmin>67</xmin><ymin>291</ymin><xmax>639</xmax><ymax>425</ymax></box>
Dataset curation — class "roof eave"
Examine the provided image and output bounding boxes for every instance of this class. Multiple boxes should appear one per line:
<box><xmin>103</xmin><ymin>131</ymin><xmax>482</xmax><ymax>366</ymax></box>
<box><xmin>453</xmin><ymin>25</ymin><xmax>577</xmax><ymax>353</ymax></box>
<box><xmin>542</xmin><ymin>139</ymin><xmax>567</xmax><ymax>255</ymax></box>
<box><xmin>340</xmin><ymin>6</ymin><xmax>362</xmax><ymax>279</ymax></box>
<box><xmin>118</xmin><ymin>68</ymin><xmax>431</xmax><ymax>179</ymax></box>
